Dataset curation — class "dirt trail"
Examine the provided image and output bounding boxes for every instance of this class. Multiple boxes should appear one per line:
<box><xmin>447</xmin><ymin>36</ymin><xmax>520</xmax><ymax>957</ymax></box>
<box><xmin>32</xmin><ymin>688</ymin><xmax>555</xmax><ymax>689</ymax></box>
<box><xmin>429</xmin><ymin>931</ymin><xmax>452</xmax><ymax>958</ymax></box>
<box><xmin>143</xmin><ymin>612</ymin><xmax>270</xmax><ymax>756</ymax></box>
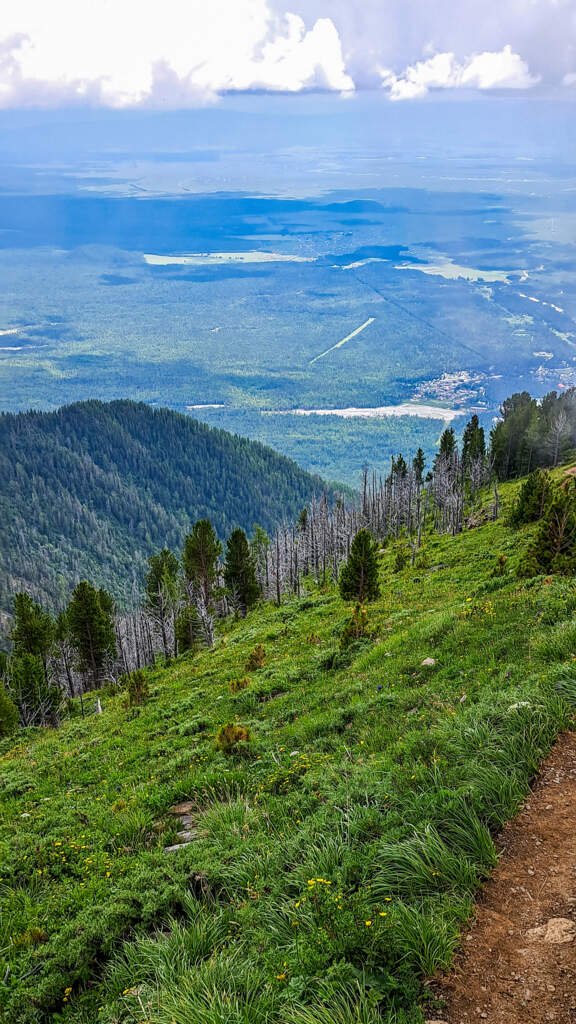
<box><xmin>431</xmin><ymin>731</ymin><xmax>576</xmax><ymax>1024</ymax></box>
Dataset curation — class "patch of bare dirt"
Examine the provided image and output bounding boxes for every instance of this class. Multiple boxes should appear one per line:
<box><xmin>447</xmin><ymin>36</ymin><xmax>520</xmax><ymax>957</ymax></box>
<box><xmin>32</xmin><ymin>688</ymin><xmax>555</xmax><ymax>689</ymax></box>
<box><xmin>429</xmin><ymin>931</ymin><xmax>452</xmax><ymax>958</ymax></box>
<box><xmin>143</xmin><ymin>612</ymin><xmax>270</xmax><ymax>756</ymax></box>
<box><xmin>430</xmin><ymin>731</ymin><xmax>576</xmax><ymax>1024</ymax></box>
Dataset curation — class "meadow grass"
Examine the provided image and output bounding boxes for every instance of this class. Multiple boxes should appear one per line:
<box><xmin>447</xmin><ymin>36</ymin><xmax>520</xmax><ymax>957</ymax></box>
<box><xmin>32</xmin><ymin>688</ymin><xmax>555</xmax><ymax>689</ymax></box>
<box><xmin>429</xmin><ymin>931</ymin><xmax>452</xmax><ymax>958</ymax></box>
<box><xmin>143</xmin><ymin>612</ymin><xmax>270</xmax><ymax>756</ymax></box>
<box><xmin>0</xmin><ymin>477</ymin><xmax>574</xmax><ymax>1023</ymax></box>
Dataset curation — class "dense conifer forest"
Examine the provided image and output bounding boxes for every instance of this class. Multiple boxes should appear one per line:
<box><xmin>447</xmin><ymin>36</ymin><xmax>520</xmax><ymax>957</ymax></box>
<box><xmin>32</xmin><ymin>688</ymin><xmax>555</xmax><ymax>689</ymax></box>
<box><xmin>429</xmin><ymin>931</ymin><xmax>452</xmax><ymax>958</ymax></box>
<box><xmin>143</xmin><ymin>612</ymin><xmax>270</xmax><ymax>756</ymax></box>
<box><xmin>0</xmin><ymin>401</ymin><xmax>335</xmax><ymax>618</ymax></box>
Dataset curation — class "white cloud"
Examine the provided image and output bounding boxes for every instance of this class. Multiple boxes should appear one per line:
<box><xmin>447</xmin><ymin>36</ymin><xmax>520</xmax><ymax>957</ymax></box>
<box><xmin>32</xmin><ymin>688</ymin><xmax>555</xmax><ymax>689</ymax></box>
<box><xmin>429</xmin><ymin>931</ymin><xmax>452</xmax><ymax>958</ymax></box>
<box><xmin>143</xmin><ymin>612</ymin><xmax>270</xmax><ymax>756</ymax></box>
<box><xmin>0</xmin><ymin>0</ymin><xmax>560</xmax><ymax>107</ymax></box>
<box><xmin>276</xmin><ymin>0</ymin><xmax>576</xmax><ymax>90</ymax></box>
<box><xmin>0</xmin><ymin>0</ymin><xmax>353</xmax><ymax>108</ymax></box>
<box><xmin>564</xmin><ymin>71</ymin><xmax>576</xmax><ymax>86</ymax></box>
<box><xmin>381</xmin><ymin>45</ymin><xmax>539</xmax><ymax>100</ymax></box>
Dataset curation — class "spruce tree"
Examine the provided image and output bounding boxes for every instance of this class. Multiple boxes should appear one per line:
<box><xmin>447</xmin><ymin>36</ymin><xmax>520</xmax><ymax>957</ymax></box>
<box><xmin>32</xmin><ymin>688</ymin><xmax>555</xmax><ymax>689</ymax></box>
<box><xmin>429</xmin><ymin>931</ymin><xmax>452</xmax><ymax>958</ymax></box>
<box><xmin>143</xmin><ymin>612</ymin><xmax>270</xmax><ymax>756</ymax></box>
<box><xmin>436</xmin><ymin>427</ymin><xmax>456</xmax><ymax>460</ymax></box>
<box><xmin>174</xmin><ymin>603</ymin><xmax>202</xmax><ymax>654</ymax></box>
<box><xmin>66</xmin><ymin>581</ymin><xmax>117</xmax><ymax>689</ymax></box>
<box><xmin>518</xmin><ymin>480</ymin><xmax>576</xmax><ymax>576</ymax></box>
<box><xmin>223</xmin><ymin>528</ymin><xmax>259</xmax><ymax>614</ymax></box>
<box><xmin>510</xmin><ymin>468</ymin><xmax>553</xmax><ymax>527</ymax></box>
<box><xmin>413</xmin><ymin>448</ymin><xmax>426</xmax><ymax>485</ymax></box>
<box><xmin>462</xmin><ymin>415</ymin><xmax>486</xmax><ymax>469</ymax></box>
<box><xmin>393</xmin><ymin>454</ymin><xmax>407</xmax><ymax>479</ymax></box>
<box><xmin>7</xmin><ymin>653</ymin><xmax>61</xmax><ymax>727</ymax></box>
<box><xmin>339</xmin><ymin>529</ymin><xmax>381</xmax><ymax>602</ymax></box>
<box><xmin>182</xmin><ymin>519</ymin><xmax>222</xmax><ymax>607</ymax></box>
<box><xmin>11</xmin><ymin>594</ymin><xmax>54</xmax><ymax>674</ymax></box>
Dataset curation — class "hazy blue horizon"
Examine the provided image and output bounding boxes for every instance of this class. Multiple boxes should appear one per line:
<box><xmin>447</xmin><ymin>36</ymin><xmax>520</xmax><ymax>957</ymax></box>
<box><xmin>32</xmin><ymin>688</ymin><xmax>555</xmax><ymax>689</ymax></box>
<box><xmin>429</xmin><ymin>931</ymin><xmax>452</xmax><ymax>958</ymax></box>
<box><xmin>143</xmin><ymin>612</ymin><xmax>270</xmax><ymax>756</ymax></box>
<box><xmin>1</xmin><ymin>95</ymin><xmax>574</xmax><ymax>484</ymax></box>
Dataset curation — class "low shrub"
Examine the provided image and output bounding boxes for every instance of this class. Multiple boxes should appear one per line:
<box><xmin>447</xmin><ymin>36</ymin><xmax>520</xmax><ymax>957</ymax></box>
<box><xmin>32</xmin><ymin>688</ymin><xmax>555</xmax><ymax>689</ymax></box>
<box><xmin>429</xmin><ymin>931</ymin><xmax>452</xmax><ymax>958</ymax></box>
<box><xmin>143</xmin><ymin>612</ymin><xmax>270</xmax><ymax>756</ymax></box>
<box><xmin>215</xmin><ymin>723</ymin><xmax>252</xmax><ymax>754</ymax></box>
<box><xmin>230</xmin><ymin>676</ymin><xmax>251</xmax><ymax>694</ymax></box>
<box><xmin>246</xmin><ymin>644</ymin><xmax>266</xmax><ymax>671</ymax></box>
<box><xmin>393</xmin><ymin>547</ymin><xmax>409</xmax><ymax>573</ymax></box>
<box><xmin>492</xmin><ymin>553</ymin><xmax>508</xmax><ymax>577</ymax></box>
<box><xmin>339</xmin><ymin>604</ymin><xmax>370</xmax><ymax>649</ymax></box>
<box><xmin>120</xmin><ymin>670</ymin><xmax>150</xmax><ymax>707</ymax></box>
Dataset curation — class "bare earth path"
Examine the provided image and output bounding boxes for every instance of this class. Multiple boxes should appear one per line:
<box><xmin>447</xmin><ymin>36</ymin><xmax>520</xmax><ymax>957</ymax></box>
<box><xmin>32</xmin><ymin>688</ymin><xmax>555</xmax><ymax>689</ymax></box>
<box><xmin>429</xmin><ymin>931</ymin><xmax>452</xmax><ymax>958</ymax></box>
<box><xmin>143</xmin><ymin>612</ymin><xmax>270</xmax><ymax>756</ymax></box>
<box><xmin>431</xmin><ymin>731</ymin><xmax>576</xmax><ymax>1024</ymax></box>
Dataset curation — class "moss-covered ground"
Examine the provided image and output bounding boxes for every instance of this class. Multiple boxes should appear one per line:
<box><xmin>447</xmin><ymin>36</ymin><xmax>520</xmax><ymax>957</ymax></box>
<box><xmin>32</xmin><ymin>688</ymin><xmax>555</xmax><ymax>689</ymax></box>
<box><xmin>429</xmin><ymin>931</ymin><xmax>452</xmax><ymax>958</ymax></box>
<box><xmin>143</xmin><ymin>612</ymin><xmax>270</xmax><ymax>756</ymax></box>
<box><xmin>1</xmin><ymin>477</ymin><xmax>575</xmax><ymax>1024</ymax></box>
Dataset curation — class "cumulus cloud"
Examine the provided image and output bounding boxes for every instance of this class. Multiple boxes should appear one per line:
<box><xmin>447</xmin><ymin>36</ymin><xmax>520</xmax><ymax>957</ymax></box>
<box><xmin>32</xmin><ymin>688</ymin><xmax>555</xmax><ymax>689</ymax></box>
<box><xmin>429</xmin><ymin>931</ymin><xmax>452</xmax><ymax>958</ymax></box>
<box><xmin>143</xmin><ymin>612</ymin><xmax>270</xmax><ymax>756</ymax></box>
<box><xmin>0</xmin><ymin>0</ymin><xmax>568</xmax><ymax>107</ymax></box>
<box><xmin>272</xmin><ymin>0</ymin><xmax>576</xmax><ymax>91</ymax></box>
<box><xmin>381</xmin><ymin>45</ymin><xmax>540</xmax><ymax>101</ymax></box>
<box><xmin>564</xmin><ymin>71</ymin><xmax>576</xmax><ymax>87</ymax></box>
<box><xmin>0</xmin><ymin>0</ymin><xmax>352</xmax><ymax>108</ymax></box>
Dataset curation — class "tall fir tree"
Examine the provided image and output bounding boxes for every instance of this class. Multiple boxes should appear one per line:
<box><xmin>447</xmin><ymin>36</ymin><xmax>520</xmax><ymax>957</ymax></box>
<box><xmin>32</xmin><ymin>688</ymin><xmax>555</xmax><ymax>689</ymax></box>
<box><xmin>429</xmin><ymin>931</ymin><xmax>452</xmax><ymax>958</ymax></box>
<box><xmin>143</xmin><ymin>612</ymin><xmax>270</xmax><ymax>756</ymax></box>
<box><xmin>66</xmin><ymin>581</ymin><xmax>117</xmax><ymax>689</ymax></box>
<box><xmin>339</xmin><ymin>529</ymin><xmax>381</xmax><ymax>602</ymax></box>
<box><xmin>462</xmin><ymin>415</ymin><xmax>486</xmax><ymax>469</ymax></box>
<box><xmin>182</xmin><ymin>519</ymin><xmax>222</xmax><ymax>608</ymax></box>
<box><xmin>434</xmin><ymin>427</ymin><xmax>457</xmax><ymax>467</ymax></box>
<box><xmin>412</xmin><ymin>448</ymin><xmax>426</xmax><ymax>485</ymax></box>
<box><xmin>11</xmin><ymin>593</ymin><xmax>54</xmax><ymax>675</ymax></box>
<box><xmin>223</xmin><ymin>528</ymin><xmax>259</xmax><ymax>615</ymax></box>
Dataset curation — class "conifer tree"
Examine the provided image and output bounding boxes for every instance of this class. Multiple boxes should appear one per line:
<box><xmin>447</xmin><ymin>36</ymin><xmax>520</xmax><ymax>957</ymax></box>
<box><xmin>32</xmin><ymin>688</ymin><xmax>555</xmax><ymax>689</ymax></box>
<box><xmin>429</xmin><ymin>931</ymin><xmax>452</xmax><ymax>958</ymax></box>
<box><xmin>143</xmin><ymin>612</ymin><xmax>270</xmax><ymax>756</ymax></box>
<box><xmin>393</xmin><ymin>454</ymin><xmax>407</xmax><ymax>479</ymax></box>
<box><xmin>0</xmin><ymin>684</ymin><xmax>18</xmax><ymax>737</ymax></box>
<box><xmin>338</xmin><ymin>529</ymin><xmax>381</xmax><ymax>602</ymax></box>
<box><xmin>66</xmin><ymin>581</ymin><xmax>117</xmax><ymax>689</ymax></box>
<box><xmin>182</xmin><ymin>519</ymin><xmax>222</xmax><ymax>608</ymax></box>
<box><xmin>7</xmin><ymin>653</ymin><xmax>61</xmax><ymax>727</ymax></box>
<box><xmin>223</xmin><ymin>528</ymin><xmax>259</xmax><ymax>615</ymax></box>
<box><xmin>462</xmin><ymin>415</ymin><xmax>486</xmax><ymax>469</ymax></box>
<box><xmin>174</xmin><ymin>602</ymin><xmax>202</xmax><ymax>654</ymax></box>
<box><xmin>436</xmin><ymin>427</ymin><xmax>456</xmax><ymax>461</ymax></box>
<box><xmin>11</xmin><ymin>593</ymin><xmax>54</xmax><ymax>675</ymax></box>
<box><xmin>510</xmin><ymin>468</ymin><xmax>553</xmax><ymax>527</ymax></box>
<box><xmin>518</xmin><ymin>480</ymin><xmax>576</xmax><ymax>576</ymax></box>
<box><xmin>413</xmin><ymin>448</ymin><xmax>426</xmax><ymax>485</ymax></box>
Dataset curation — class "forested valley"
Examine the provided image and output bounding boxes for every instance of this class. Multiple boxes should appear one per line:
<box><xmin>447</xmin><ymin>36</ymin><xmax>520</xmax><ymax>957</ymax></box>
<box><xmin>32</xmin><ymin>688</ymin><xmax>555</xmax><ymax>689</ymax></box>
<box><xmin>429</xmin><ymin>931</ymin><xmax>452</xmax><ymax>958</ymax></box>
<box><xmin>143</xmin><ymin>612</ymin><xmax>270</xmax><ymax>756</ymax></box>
<box><xmin>3</xmin><ymin>387</ymin><xmax>576</xmax><ymax>730</ymax></box>
<box><xmin>0</xmin><ymin>400</ymin><xmax>336</xmax><ymax>618</ymax></box>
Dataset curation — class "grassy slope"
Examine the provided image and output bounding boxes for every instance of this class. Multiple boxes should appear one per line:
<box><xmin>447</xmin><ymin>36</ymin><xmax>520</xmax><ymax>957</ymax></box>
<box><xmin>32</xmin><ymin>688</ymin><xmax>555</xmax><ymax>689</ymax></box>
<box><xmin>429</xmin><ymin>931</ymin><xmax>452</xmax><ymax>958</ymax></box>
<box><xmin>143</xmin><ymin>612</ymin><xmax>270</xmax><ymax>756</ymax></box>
<box><xmin>1</xmin><ymin>477</ymin><xmax>575</xmax><ymax>1024</ymax></box>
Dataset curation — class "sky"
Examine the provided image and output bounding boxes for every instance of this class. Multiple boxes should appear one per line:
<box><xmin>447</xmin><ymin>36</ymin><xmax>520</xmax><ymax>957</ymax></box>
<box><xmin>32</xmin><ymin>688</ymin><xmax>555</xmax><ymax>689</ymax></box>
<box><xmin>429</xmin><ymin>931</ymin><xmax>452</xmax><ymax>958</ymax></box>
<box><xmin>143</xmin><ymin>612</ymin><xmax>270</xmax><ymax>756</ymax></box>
<box><xmin>0</xmin><ymin>0</ymin><xmax>575</xmax><ymax>108</ymax></box>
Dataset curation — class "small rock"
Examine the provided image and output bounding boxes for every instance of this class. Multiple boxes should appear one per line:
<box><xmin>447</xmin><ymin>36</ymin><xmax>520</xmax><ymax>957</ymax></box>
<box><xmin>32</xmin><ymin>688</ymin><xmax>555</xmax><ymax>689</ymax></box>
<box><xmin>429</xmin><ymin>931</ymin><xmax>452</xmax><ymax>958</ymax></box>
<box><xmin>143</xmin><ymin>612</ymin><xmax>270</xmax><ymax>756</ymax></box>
<box><xmin>421</xmin><ymin>657</ymin><xmax>436</xmax><ymax>666</ymax></box>
<box><xmin>164</xmin><ymin>841</ymin><xmax>194</xmax><ymax>853</ymax></box>
<box><xmin>527</xmin><ymin>918</ymin><xmax>576</xmax><ymax>944</ymax></box>
<box><xmin>169</xmin><ymin>801</ymin><xmax>194</xmax><ymax>815</ymax></box>
<box><xmin>176</xmin><ymin>830</ymin><xmax>196</xmax><ymax>842</ymax></box>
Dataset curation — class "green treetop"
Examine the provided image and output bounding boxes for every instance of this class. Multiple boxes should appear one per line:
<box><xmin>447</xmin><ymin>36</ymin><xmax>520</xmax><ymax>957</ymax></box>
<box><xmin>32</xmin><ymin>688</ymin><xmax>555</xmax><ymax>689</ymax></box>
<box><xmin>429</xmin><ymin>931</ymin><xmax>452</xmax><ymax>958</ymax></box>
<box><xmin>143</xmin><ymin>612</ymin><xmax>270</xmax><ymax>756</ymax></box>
<box><xmin>339</xmin><ymin>529</ymin><xmax>381</xmax><ymax>603</ymax></box>
<box><xmin>182</xmin><ymin>519</ymin><xmax>222</xmax><ymax>607</ymax></box>
<box><xmin>66</xmin><ymin>581</ymin><xmax>117</xmax><ymax>689</ymax></box>
<box><xmin>223</xmin><ymin>528</ymin><xmax>260</xmax><ymax>615</ymax></box>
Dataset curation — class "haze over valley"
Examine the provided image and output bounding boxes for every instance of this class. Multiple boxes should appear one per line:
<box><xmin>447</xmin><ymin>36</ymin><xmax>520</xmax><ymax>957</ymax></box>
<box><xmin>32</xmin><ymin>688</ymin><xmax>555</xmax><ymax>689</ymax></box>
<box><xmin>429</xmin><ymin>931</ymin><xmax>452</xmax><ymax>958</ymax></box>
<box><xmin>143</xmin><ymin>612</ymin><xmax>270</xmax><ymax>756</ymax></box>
<box><xmin>1</xmin><ymin>95</ymin><xmax>575</xmax><ymax>482</ymax></box>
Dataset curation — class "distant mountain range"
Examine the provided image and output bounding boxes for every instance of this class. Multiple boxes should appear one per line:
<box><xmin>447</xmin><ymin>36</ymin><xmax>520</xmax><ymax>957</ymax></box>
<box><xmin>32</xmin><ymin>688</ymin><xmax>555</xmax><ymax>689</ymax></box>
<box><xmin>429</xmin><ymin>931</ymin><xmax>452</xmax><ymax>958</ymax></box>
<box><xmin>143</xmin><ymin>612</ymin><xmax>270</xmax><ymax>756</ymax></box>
<box><xmin>0</xmin><ymin>400</ymin><xmax>335</xmax><ymax>619</ymax></box>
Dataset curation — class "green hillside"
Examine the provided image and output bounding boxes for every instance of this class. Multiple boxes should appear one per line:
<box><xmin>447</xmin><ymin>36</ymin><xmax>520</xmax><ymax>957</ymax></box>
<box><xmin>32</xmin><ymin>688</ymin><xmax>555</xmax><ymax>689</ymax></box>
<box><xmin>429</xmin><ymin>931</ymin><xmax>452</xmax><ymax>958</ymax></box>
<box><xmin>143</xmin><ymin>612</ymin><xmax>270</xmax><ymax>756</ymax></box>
<box><xmin>0</xmin><ymin>401</ymin><xmax>335</xmax><ymax>618</ymax></box>
<box><xmin>1</xmin><ymin>473</ymin><xmax>575</xmax><ymax>1024</ymax></box>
